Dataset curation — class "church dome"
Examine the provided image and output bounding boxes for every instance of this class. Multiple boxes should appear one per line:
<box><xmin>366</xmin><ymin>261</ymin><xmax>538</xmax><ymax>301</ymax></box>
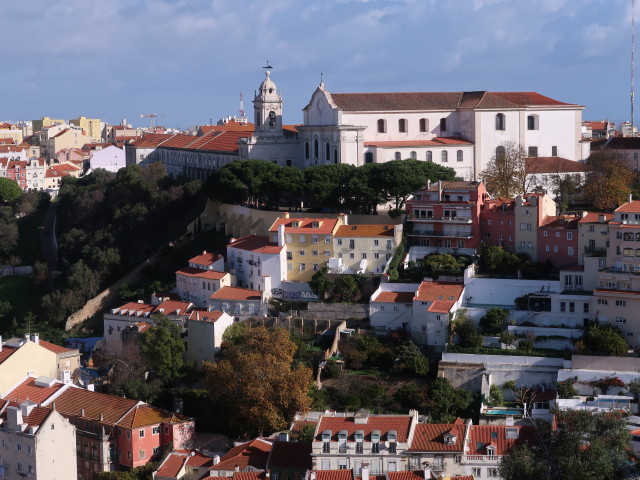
<box><xmin>257</xmin><ymin>70</ymin><xmax>280</xmax><ymax>101</ymax></box>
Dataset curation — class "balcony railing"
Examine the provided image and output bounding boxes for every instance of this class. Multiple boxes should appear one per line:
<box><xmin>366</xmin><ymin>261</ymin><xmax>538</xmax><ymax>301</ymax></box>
<box><xmin>464</xmin><ymin>455</ymin><xmax>500</xmax><ymax>463</ymax></box>
<box><xmin>408</xmin><ymin>230</ymin><xmax>473</xmax><ymax>238</ymax></box>
<box><xmin>408</xmin><ymin>214</ymin><xmax>472</xmax><ymax>223</ymax></box>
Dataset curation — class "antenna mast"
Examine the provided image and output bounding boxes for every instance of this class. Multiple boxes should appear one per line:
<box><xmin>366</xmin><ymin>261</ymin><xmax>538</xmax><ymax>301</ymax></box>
<box><xmin>239</xmin><ymin>92</ymin><xmax>245</xmax><ymax>118</ymax></box>
<box><xmin>633</xmin><ymin>0</ymin><xmax>636</xmax><ymax>133</ymax></box>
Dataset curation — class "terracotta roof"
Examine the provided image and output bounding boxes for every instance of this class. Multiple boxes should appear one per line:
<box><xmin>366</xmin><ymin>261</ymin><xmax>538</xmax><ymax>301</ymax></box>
<box><xmin>210</xmin><ymin>438</ymin><xmax>272</xmax><ymax>472</ymax></box>
<box><xmin>467</xmin><ymin>424</ymin><xmax>538</xmax><ymax>456</ymax></box>
<box><xmin>335</xmin><ymin>225</ymin><xmax>396</xmax><ymax>238</ymax></box>
<box><xmin>407</xmin><ymin>420</ymin><xmax>466</xmax><ymax>452</ymax></box>
<box><xmin>0</xmin><ymin>405</ymin><xmax>53</xmax><ymax>430</ymax></box>
<box><xmin>539</xmin><ymin>215</ymin><xmax>579</xmax><ymax>230</ymax></box>
<box><xmin>176</xmin><ymin>267</ymin><xmax>228</xmax><ymax>280</ymax></box>
<box><xmin>199</xmin><ymin>122</ymin><xmax>255</xmax><ymax>134</ymax></box>
<box><xmin>154</xmin><ymin>300</ymin><xmax>192</xmax><ymax>315</ymax></box>
<box><xmin>315</xmin><ymin>414</ymin><xmax>412</xmax><ymax>442</ymax></box>
<box><xmin>188</xmin><ymin>309</ymin><xmax>225</xmax><ymax>323</ymax></box>
<box><xmin>268</xmin><ymin>441</ymin><xmax>312</xmax><ymax>469</ymax></box>
<box><xmin>112</xmin><ymin>302</ymin><xmax>155</xmax><ymax>316</ymax></box>
<box><xmin>616</xmin><ymin>201</ymin><xmax>640</xmax><ymax>213</ymax></box>
<box><xmin>414</xmin><ymin>282</ymin><xmax>464</xmax><ymax>304</ymax></box>
<box><xmin>327</xmin><ymin>91</ymin><xmax>577</xmax><ymax>112</ymax></box>
<box><xmin>2</xmin><ymin>376</ymin><xmax>65</xmax><ymax>405</ymax></box>
<box><xmin>189</xmin><ymin>251</ymin><xmax>223</xmax><ymax>266</ymax></box>
<box><xmin>0</xmin><ymin>345</ymin><xmax>19</xmax><ymax>365</ymax></box>
<box><xmin>155</xmin><ymin>452</ymin><xmax>188</xmax><ymax>478</ymax></box>
<box><xmin>48</xmin><ymin>387</ymin><xmax>138</xmax><ymax>424</ymax></box>
<box><xmin>39</xmin><ymin>340</ymin><xmax>75</xmax><ymax>354</ymax></box>
<box><xmin>130</xmin><ymin>134</ymin><xmax>173</xmax><ymax>148</ymax></box>
<box><xmin>364</xmin><ymin>137</ymin><xmax>474</xmax><ymax>147</ymax></box>
<box><xmin>269</xmin><ymin>217</ymin><xmax>339</xmax><ymax>235</ymax></box>
<box><xmin>234</xmin><ymin>473</ymin><xmax>270</xmax><ymax>480</ymax></box>
<box><xmin>388</xmin><ymin>472</ymin><xmax>426</xmax><ymax>480</ymax></box>
<box><xmin>579</xmin><ymin>212</ymin><xmax>614</xmax><ymax>224</ymax></box>
<box><xmin>312</xmin><ymin>471</ymin><xmax>354</xmax><ymax>480</ymax></box>
<box><xmin>117</xmin><ymin>403</ymin><xmax>189</xmax><ymax>428</ymax></box>
<box><xmin>526</xmin><ymin>157</ymin><xmax>587</xmax><ymax>174</ymax></box>
<box><xmin>371</xmin><ymin>291</ymin><xmax>415</xmax><ymax>303</ymax></box>
<box><xmin>210</xmin><ymin>287</ymin><xmax>261</xmax><ymax>301</ymax></box>
<box><xmin>584</xmin><ymin>121</ymin><xmax>608</xmax><ymax>130</ymax></box>
<box><xmin>228</xmin><ymin>235</ymin><xmax>283</xmax><ymax>254</ymax></box>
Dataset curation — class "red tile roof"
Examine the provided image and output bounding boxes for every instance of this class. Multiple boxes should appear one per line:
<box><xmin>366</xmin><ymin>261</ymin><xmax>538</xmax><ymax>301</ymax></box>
<box><xmin>414</xmin><ymin>282</ymin><xmax>464</xmax><ymax>304</ymax></box>
<box><xmin>616</xmin><ymin>201</ymin><xmax>640</xmax><ymax>213</ymax></box>
<box><xmin>0</xmin><ymin>345</ymin><xmax>19</xmax><ymax>365</ymax></box>
<box><xmin>39</xmin><ymin>340</ymin><xmax>75</xmax><ymax>354</ymax></box>
<box><xmin>228</xmin><ymin>235</ymin><xmax>283</xmax><ymax>254</ymax></box>
<box><xmin>155</xmin><ymin>452</ymin><xmax>188</xmax><ymax>478</ymax></box>
<box><xmin>176</xmin><ymin>267</ymin><xmax>227</xmax><ymax>280</ymax></box>
<box><xmin>2</xmin><ymin>376</ymin><xmax>65</xmax><ymax>405</ymax></box>
<box><xmin>0</xmin><ymin>405</ymin><xmax>53</xmax><ymax>429</ymax></box>
<box><xmin>467</xmin><ymin>424</ymin><xmax>538</xmax><ymax>456</ymax></box>
<box><xmin>48</xmin><ymin>387</ymin><xmax>139</xmax><ymax>424</ymax></box>
<box><xmin>269</xmin><ymin>217</ymin><xmax>339</xmax><ymax>235</ymax></box>
<box><xmin>364</xmin><ymin>137</ymin><xmax>474</xmax><ymax>147</ymax></box>
<box><xmin>539</xmin><ymin>215</ymin><xmax>579</xmax><ymax>230</ymax></box>
<box><xmin>371</xmin><ymin>291</ymin><xmax>415</xmax><ymax>303</ymax></box>
<box><xmin>117</xmin><ymin>403</ymin><xmax>189</xmax><ymax>428</ymax></box>
<box><xmin>188</xmin><ymin>309</ymin><xmax>225</xmax><ymax>323</ymax></box>
<box><xmin>315</xmin><ymin>414</ymin><xmax>412</xmax><ymax>442</ymax></box>
<box><xmin>210</xmin><ymin>438</ymin><xmax>272</xmax><ymax>472</ymax></box>
<box><xmin>112</xmin><ymin>302</ymin><xmax>155</xmax><ymax>316</ymax></box>
<box><xmin>210</xmin><ymin>287</ymin><xmax>261</xmax><ymax>301</ymax></box>
<box><xmin>526</xmin><ymin>157</ymin><xmax>587</xmax><ymax>174</ymax></box>
<box><xmin>154</xmin><ymin>300</ymin><xmax>192</xmax><ymax>315</ymax></box>
<box><xmin>407</xmin><ymin>420</ymin><xmax>466</xmax><ymax>452</ymax></box>
<box><xmin>388</xmin><ymin>472</ymin><xmax>426</xmax><ymax>480</ymax></box>
<box><xmin>313</xmin><ymin>471</ymin><xmax>353</xmax><ymax>480</ymax></box>
<box><xmin>335</xmin><ymin>225</ymin><xmax>396</xmax><ymax>238</ymax></box>
<box><xmin>579</xmin><ymin>212</ymin><xmax>614</xmax><ymax>224</ymax></box>
<box><xmin>189</xmin><ymin>251</ymin><xmax>223</xmax><ymax>266</ymax></box>
<box><xmin>267</xmin><ymin>441</ymin><xmax>312</xmax><ymax>469</ymax></box>
<box><xmin>328</xmin><ymin>91</ymin><xmax>577</xmax><ymax>112</ymax></box>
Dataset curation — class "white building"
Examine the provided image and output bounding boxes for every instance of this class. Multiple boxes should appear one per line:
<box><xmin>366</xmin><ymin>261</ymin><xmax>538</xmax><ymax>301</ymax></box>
<box><xmin>0</xmin><ymin>400</ymin><xmax>77</xmax><ymax>480</ymax></box>
<box><xmin>185</xmin><ymin>310</ymin><xmax>234</xmax><ymax>366</ymax></box>
<box><xmin>226</xmin><ymin>234</ymin><xmax>285</xmax><ymax>291</ymax></box>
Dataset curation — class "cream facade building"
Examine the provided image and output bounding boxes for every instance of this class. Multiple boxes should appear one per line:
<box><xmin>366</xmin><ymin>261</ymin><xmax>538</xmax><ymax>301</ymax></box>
<box><xmin>32</xmin><ymin>117</ymin><xmax>64</xmax><ymax>133</ymax></box>
<box><xmin>69</xmin><ymin>117</ymin><xmax>102</xmax><ymax>141</ymax></box>
<box><xmin>185</xmin><ymin>310</ymin><xmax>234</xmax><ymax>366</ymax></box>
<box><xmin>330</xmin><ymin>223</ymin><xmax>402</xmax><ymax>275</ymax></box>
<box><xmin>513</xmin><ymin>193</ymin><xmax>556</xmax><ymax>261</ymax></box>
<box><xmin>0</xmin><ymin>337</ymin><xmax>57</xmax><ymax>395</ymax></box>
<box><xmin>0</xmin><ymin>123</ymin><xmax>23</xmax><ymax>144</ymax></box>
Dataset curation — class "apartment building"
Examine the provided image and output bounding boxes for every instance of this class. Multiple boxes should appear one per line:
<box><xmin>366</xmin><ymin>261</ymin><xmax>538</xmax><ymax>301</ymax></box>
<box><xmin>330</xmin><ymin>223</ymin><xmax>402</xmax><ymax>275</ymax></box>
<box><xmin>537</xmin><ymin>215</ymin><xmax>580</xmax><ymax>268</ymax></box>
<box><xmin>227</xmin><ymin>235</ymin><xmax>285</xmax><ymax>291</ymax></box>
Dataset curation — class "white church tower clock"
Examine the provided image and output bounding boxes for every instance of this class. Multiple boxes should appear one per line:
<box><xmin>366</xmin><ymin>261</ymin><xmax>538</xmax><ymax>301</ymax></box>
<box><xmin>253</xmin><ymin>64</ymin><xmax>283</xmax><ymax>134</ymax></box>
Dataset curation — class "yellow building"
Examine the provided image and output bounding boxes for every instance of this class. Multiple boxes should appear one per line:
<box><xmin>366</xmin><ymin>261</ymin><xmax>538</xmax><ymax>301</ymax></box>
<box><xmin>332</xmin><ymin>223</ymin><xmax>403</xmax><ymax>274</ymax></box>
<box><xmin>32</xmin><ymin>117</ymin><xmax>64</xmax><ymax>133</ymax></box>
<box><xmin>0</xmin><ymin>122</ymin><xmax>23</xmax><ymax>144</ymax></box>
<box><xmin>0</xmin><ymin>336</ymin><xmax>57</xmax><ymax>395</ymax></box>
<box><xmin>269</xmin><ymin>213</ymin><xmax>345</xmax><ymax>282</ymax></box>
<box><xmin>69</xmin><ymin>116</ymin><xmax>102</xmax><ymax>141</ymax></box>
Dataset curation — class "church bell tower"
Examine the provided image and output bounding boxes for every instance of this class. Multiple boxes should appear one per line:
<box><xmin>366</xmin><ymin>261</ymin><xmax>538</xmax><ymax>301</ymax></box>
<box><xmin>253</xmin><ymin>66</ymin><xmax>283</xmax><ymax>134</ymax></box>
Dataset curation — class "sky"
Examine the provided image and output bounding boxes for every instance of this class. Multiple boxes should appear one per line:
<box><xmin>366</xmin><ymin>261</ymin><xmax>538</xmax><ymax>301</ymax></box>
<box><xmin>2</xmin><ymin>0</ymin><xmax>637</xmax><ymax>129</ymax></box>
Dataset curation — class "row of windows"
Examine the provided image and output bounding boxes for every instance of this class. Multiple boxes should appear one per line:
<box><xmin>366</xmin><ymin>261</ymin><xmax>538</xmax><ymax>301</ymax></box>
<box><xmin>545</xmin><ymin>245</ymin><xmax>574</xmax><ymax>255</ymax></box>
<box><xmin>496</xmin><ymin>145</ymin><xmax>556</xmax><ymax>158</ymax></box>
<box><xmin>305</xmin><ymin>139</ymin><xmax>338</xmax><ymax>162</ymax></box>
<box><xmin>543</xmin><ymin>230</ymin><xmax>573</xmax><ymax>240</ymax></box>
<box><xmin>495</xmin><ymin>113</ymin><xmax>539</xmax><ymax>131</ymax></box>
<box><xmin>559</xmin><ymin>301</ymin><xmax>588</xmax><ymax>313</ymax></box>
<box><xmin>285</xmin><ymin>234</ymin><xmax>332</xmax><ymax>243</ymax></box>
<box><xmin>287</xmin><ymin>250</ymin><xmax>332</xmax><ymax>258</ymax></box>
<box><xmin>377</xmin><ymin>118</ymin><xmax>442</xmax><ymax>133</ymax></box>
<box><xmin>366</xmin><ymin>150</ymin><xmax>465</xmax><ymax>163</ymax></box>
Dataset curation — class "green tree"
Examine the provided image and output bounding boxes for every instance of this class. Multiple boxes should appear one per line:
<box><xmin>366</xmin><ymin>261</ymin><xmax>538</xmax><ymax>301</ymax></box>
<box><xmin>413</xmin><ymin>253</ymin><xmax>468</xmax><ymax>280</ymax></box>
<box><xmin>583</xmin><ymin>150</ymin><xmax>633</xmax><ymax>211</ymax></box>
<box><xmin>556</xmin><ymin>379</ymin><xmax>578</xmax><ymax>399</ymax></box>
<box><xmin>582</xmin><ymin>324</ymin><xmax>627</xmax><ymax>356</ymax></box>
<box><xmin>333</xmin><ymin>275</ymin><xmax>359</xmax><ymax>303</ymax></box>
<box><xmin>395</xmin><ymin>341</ymin><xmax>429</xmax><ymax>376</ymax></box>
<box><xmin>0</xmin><ymin>178</ymin><xmax>21</xmax><ymax>203</ymax></box>
<box><xmin>499</xmin><ymin>445</ymin><xmax>550</xmax><ymax>480</ymax></box>
<box><xmin>309</xmin><ymin>266</ymin><xmax>333</xmax><ymax>300</ymax></box>
<box><xmin>139</xmin><ymin>315</ymin><xmax>185</xmax><ymax>380</ymax></box>
<box><xmin>499</xmin><ymin>330</ymin><xmax>517</xmax><ymax>346</ymax></box>
<box><xmin>481</xmin><ymin>142</ymin><xmax>528</xmax><ymax>198</ymax></box>
<box><xmin>426</xmin><ymin>377</ymin><xmax>474</xmax><ymax>423</ymax></box>
<box><xmin>478</xmin><ymin>243</ymin><xmax>522</xmax><ymax>275</ymax></box>
<box><xmin>480</xmin><ymin>308</ymin><xmax>509</xmax><ymax>334</ymax></box>
<box><xmin>487</xmin><ymin>384</ymin><xmax>504</xmax><ymax>406</ymax></box>
<box><xmin>454</xmin><ymin>317</ymin><xmax>483</xmax><ymax>349</ymax></box>
<box><xmin>204</xmin><ymin>327</ymin><xmax>312</xmax><ymax>438</ymax></box>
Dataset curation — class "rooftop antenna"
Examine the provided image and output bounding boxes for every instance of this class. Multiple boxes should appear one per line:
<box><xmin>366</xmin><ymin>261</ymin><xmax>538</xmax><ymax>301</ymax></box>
<box><xmin>264</xmin><ymin>60</ymin><xmax>273</xmax><ymax>71</ymax></box>
<box><xmin>239</xmin><ymin>92</ymin><xmax>245</xmax><ymax>118</ymax></box>
<box><xmin>632</xmin><ymin>0</ymin><xmax>636</xmax><ymax>133</ymax></box>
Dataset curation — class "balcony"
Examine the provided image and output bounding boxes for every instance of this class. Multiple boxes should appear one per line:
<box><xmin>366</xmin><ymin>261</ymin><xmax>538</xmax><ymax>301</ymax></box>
<box><xmin>583</xmin><ymin>246</ymin><xmax>606</xmax><ymax>257</ymax></box>
<box><xmin>408</xmin><ymin>230</ymin><xmax>473</xmax><ymax>239</ymax></box>
<box><xmin>407</xmin><ymin>214</ymin><xmax>472</xmax><ymax>223</ymax></box>
<box><xmin>464</xmin><ymin>455</ymin><xmax>500</xmax><ymax>463</ymax></box>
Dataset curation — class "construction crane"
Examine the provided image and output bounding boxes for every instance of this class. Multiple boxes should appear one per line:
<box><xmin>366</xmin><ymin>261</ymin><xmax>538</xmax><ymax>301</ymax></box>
<box><xmin>140</xmin><ymin>113</ymin><xmax>165</xmax><ymax>129</ymax></box>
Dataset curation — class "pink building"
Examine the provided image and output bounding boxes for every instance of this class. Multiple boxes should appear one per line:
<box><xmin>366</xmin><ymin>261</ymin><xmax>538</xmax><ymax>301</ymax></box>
<box><xmin>479</xmin><ymin>197</ymin><xmax>516</xmax><ymax>251</ymax></box>
<box><xmin>405</xmin><ymin>180</ymin><xmax>489</xmax><ymax>259</ymax></box>
<box><xmin>536</xmin><ymin>215</ymin><xmax>579</xmax><ymax>268</ymax></box>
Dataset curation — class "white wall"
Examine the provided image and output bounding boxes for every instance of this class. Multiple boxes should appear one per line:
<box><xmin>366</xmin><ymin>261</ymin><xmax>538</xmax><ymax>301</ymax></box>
<box><xmin>463</xmin><ymin>277</ymin><xmax>561</xmax><ymax>307</ymax></box>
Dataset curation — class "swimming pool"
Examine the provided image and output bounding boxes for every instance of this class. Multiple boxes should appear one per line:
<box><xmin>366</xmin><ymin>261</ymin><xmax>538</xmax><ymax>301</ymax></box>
<box><xmin>485</xmin><ymin>409</ymin><xmax>523</xmax><ymax>415</ymax></box>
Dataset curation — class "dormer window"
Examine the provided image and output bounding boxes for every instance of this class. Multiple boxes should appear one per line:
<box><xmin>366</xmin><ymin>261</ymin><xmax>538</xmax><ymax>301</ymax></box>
<box><xmin>322</xmin><ymin>430</ymin><xmax>331</xmax><ymax>453</ymax></box>
<box><xmin>312</xmin><ymin>221</ymin><xmax>319</xmax><ymax>228</ymax></box>
<box><xmin>387</xmin><ymin>430</ymin><xmax>397</xmax><ymax>453</ymax></box>
<box><xmin>486</xmin><ymin>445</ymin><xmax>496</xmax><ymax>456</ymax></box>
<box><xmin>371</xmin><ymin>430</ymin><xmax>381</xmax><ymax>453</ymax></box>
<box><xmin>355</xmin><ymin>430</ymin><xmax>364</xmax><ymax>453</ymax></box>
<box><xmin>443</xmin><ymin>432</ymin><xmax>457</xmax><ymax>445</ymax></box>
<box><xmin>292</xmin><ymin>221</ymin><xmax>299</xmax><ymax>228</ymax></box>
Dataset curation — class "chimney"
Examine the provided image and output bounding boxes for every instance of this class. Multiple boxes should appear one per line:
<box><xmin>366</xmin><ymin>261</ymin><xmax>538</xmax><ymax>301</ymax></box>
<box><xmin>100</xmin><ymin>413</ymin><xmax>104</xmax><ymax>422</ymax></box>
<box><xmin>423</xmin><ymin>462</ymin><xmax>431</xmax><ymax>480</ymax></box>
<box><xmin>278</xmin><ymin>224</ymin><xmax>286</xmax><ymax>247</ymax></box>
<box><xmin>279</xmin><ymin>432</ymin><xmax>290</xmax><ymax>442</ymax></box>
<box><xmin>361</xmin><ymin>463</ymin><xmax>370</xmax><ymax>480</ymax></box>
<box><xmin>598</xmin><ymin>214</ymin><xmax>606</xmax><ymax>223</ymax></box>
<box><xmin>30</xmin><ymin>333</ymin><xmax>39</xmax><ymax>345</ymax></box>
<box><xmin>427</xmin><ymin>179</ymin><xmax>431</xmax><ymax>189</ymax></box>
<box><xmin>0</xmin><ymin>335</ymin><xmax>3</xmax><ymax>352</ymax></box>
<box><xmin>310</xmin><ymin>473</ymin><xmax>316</xmax><ymax>480</ymax></box>
<box><xmin>212</xmin><ymin>455</ymin><xmax>220</xmax><ymax>465</ymax></box>
<box><xmin>283</xmin><ymin>212</ymin><xmax>290</xmax><ymax>219</ymax></box>
<box><xmin>7</xmin><ymin>406</ymin><xmax>23</xmax><ymax>430</ymax></box>
<box><xmin>631</xmin><ymin>193</ymin><xmax>634</xmax><ymax>203</ymax></box>
<box><xmin>437</xmin><ymin>180</ymin><xmax>443</xmax><ymax>201</ymax></box>
<box><xmin>234</xmin><ymin>465</ymin><xmax>240</xmax><ymax>473</ymax></box>
<box><xmin>80</xmin><ymin>408</ymin><xmax>85</xmax><ymax>417</ymax></box>
<box><xmin>202</xmin><ymin>250</ymin><xmax>207</xmax><ymax>255</ymax></box>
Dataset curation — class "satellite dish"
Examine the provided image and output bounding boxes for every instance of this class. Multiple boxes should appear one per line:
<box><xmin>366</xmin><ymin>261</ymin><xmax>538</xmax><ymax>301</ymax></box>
<box><xmin>384</xmin><ymin>441</ymin><xmax>390</xmax><ymax>448</ymax></box>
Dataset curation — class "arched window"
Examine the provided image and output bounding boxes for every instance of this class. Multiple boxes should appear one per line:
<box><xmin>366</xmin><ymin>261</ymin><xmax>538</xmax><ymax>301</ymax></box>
<box><xmin>395</xmin><ymin>152</ymin><xmax>402</xmax><ymax>160</ymax></box>
<box><xmin>419</xmin><ymin>118</ymin><xmax>428</xmax><ymax>132</ymax></box>
<box><xmin>377</xmin><ymin>119</ymin><xmax>386</xmax><ymax>133</ymax></box>
<box><xmin>334</xmin><ymin>148</ymin><xmax>338</xmax><ymax>163</ymax></box>
<box><xmin>496</xmin><ymin>146</ymin><xmax>506</xmax><ymax>160</ymax></box>
<box><xmin>365</xmin><ymin>152</ymin><xmax>373</xmax><ymax>164</ymax></box>
<box><xmin>305</xmin><ymin>142</ymin><xmax>309</xmax><ymax>159</ymax></box>
<box><xmin>410</xmin><ymin>151</ymin><xmax>417</xmax><ymax>159</ymax></box>
<box><xmin>457</xmin><ymin>150</ymin><xmax>463</xmax><ymax>162</ymax></box>
<box><xmin>635</xmin><ymin>232</ymin><xmax>640</xmax><ymax>242</ymax></box>
<box><xmin>528</xmin><ymin>115</ymin><xmax>538</xmax><ymax>130</ymax></box>
<box><xmin>325</xmin><ymin>142</ymin><xmax>330</xmax><ymax>161</ymax></box>
<box><xmin>442</xmin><ymin>151</ymin><xmax>448</xmax><ymax>162</ymax></box>
<box><xmin>399</xmin><ymin>119</ymin><xmax>407</xmax><ymax>133</ymax></box>
<box><xmin>314</xmin><ymin>139</ymin><xmax>319</xmax><ymax>158</ymax></box>
<box><xmin>495</xmin><ymin>113</ymin><xmax>505</xmax><ymax>131</ymax></box>
<box><xmin>440</xmin><ymin>118</ymin><xmax>447</xmax><ymax>132</ymax></box>
<box><xmin>426</xmin><ymin>151</ymin><xmax>432</xmax><ymax>162</ymax></box>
